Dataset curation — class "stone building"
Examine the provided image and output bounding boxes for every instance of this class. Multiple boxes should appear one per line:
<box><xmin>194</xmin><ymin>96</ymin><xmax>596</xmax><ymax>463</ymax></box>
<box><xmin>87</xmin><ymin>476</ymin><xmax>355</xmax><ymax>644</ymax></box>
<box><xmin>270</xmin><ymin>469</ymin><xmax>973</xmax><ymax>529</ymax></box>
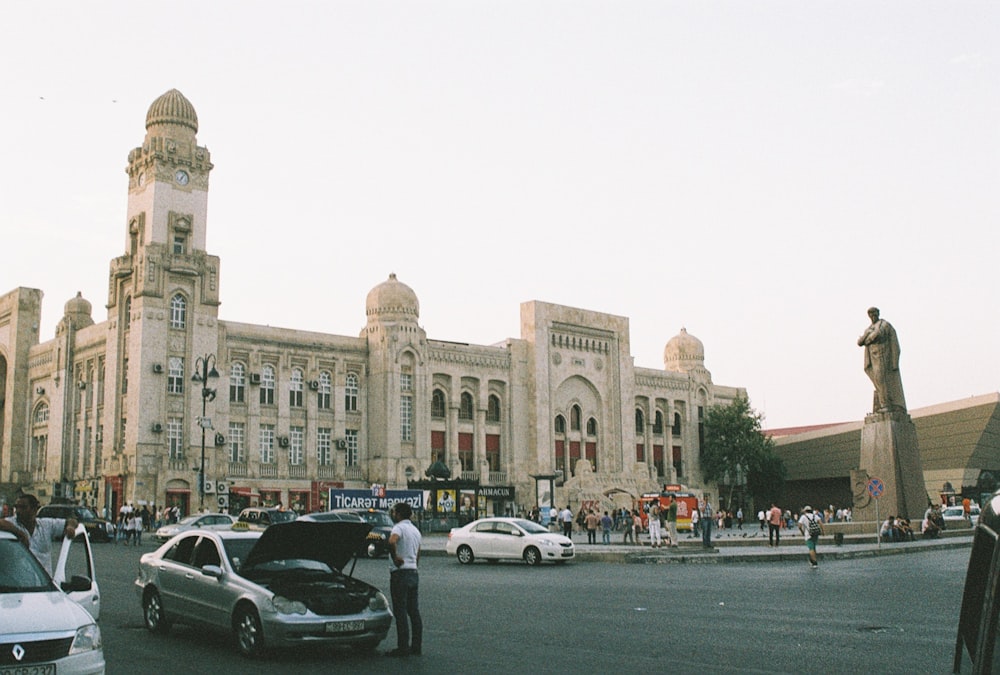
<box><xmin>0</xmin><ymin>90</ymin><xmax>746</xmax><ymax>518</ymax></box>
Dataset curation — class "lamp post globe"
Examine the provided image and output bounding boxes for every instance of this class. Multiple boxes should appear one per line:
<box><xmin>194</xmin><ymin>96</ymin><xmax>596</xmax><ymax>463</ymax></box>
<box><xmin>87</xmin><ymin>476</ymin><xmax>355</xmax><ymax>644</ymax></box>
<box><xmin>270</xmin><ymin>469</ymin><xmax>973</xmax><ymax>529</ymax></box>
<box><xmin>192</xmin><ymin>354</ymin><xmax>219</xmax><ymax>510</ymax></box>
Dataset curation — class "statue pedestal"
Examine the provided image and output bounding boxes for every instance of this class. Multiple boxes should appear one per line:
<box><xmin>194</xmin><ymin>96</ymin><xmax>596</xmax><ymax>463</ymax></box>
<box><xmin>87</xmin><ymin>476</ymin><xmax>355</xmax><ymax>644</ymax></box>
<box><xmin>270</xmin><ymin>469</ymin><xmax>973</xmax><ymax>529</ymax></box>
<box><xmin>852</xmin><ymin>412</ymin><xmax>927</xmax><ymax>522</ymax></box>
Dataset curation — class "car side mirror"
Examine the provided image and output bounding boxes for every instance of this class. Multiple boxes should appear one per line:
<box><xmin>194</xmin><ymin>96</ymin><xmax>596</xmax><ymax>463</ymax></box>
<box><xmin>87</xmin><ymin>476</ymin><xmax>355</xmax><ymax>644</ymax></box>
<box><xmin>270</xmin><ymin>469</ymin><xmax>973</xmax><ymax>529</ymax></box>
<box><xmin>61</xmin><ymin>575</ymin><xmax>92</xmax><ymax>593</ymax></box>
<box><xmin>201</xmin><ymin>565</ymin><xmax>224</xmax><ymax>579</ymax></box>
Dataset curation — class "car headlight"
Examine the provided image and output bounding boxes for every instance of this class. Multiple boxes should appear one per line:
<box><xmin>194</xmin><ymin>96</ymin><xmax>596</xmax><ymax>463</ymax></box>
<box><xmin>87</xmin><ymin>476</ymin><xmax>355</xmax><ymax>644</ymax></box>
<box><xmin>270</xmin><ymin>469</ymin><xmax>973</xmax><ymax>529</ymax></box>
<box><xmin>272</xmin><ymin>596</ymin><xmax>307</xmax><ymax>615</ymax></box>
<box><xmin>537</xmin><ymin>539</ymin><xmax>556</xmax><ymax>546</ymax></box>
<box><xmin>370</xmin><ymin>592</ymin><xmax>389</xmax><ymax>612</ymax></box>
<box><xmin>69</xmin><ymin>624</ymin><xmax>102</xmax><ymax>654</ymax></box>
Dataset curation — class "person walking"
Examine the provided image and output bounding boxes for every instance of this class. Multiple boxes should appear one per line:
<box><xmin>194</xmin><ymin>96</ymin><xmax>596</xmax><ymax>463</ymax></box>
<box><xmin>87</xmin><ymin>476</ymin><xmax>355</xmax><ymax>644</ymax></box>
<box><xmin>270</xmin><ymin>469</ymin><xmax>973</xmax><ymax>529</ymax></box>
<box><xmin>387</xmin><ymin>502</ymin><xmax>423</xmax><ymax>657</ymax></box>
<box><xmin>559</xmin><ymin>505</ymin><xmax>574</xmax><ymax>538</ymax></box>
<box><xmin>767</xmin><ymin>503</ymin><xmax>783</xmax><ymax>547</ymax></box>
<box><xmin>797</xmin><ymin>505</ymin><xmax>823</xmax><ymax>568</ymax></box>
<box><xmin>666</xmin><ymin>497</ymin><xmax>679</xmax><ymax>548</ymax></box>
<box><xmin>600</xmin><ymin>511</ymin><xmax>613</xmax><ymax>544</ymax></box>
<box><xmin>701</xmin><ymin>499</ymin><xmax>714</xmax><ymax>548</ymax></box>
<box><xmin>757</xmin><ymin>508</ymin><xmax>766</xmax><ymax>531</ymax></box>
<box><xmin>647</xmin><ymin>501</ymin><xmax>663</xmax><ymax>548</ymax></box>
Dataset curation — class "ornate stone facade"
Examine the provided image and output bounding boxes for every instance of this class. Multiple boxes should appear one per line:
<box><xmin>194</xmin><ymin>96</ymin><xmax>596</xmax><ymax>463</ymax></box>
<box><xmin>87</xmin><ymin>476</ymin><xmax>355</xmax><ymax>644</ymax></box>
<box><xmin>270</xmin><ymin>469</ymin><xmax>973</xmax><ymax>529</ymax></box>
<box><xmin>0</xmin><ymin>90</ymin><xmax>747</xmax><ymax>516</ymax></box>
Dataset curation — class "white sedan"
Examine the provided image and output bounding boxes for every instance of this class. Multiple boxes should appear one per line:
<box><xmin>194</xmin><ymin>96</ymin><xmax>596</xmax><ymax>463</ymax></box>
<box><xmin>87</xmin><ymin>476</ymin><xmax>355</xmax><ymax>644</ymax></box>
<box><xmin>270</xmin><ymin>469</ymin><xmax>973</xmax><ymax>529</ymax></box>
<box><xmin>154</xmin><ymin>513</ymin><xmax>237</xmax><ymax>542</ymax></box>
<box><xmin>942</xmin><ymin>505</ymin><xmax>981</xmax><ymax>527</ymax></box>
<box><xmin>446</xmin><ymin>517</ymin><xmax>575</xmax><ymax>566</ymax></box>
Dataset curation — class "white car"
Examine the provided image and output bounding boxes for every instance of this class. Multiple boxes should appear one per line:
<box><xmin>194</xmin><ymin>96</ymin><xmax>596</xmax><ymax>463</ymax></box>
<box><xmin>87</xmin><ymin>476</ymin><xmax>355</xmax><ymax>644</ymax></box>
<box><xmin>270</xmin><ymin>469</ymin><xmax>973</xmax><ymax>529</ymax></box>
<box><xmin>942</xmin><ymin>505</ymin><xmax>981</xmax><ymax>527</ymax></box>
<box><xmin>446</xmin><ymin>517</ymin><xmax>575</xmax><ymax>565</ymax></box>
<box><xmin>0</xmin><ymin>525</ymin><xmax>104</xmax><ymax>673</ymax></box>
<box><xmin>154</xmin><ymin>512</ymin><xmax>237</xmax><ymax>542</ymax></box>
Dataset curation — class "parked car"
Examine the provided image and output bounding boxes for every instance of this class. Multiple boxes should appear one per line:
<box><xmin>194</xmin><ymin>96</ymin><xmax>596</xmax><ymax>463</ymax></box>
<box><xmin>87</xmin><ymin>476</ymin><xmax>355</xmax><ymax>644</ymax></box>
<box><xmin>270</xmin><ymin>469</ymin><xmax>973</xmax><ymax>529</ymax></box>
<box><xmin>154</xmin><ymin>512</ymin><xmax>238</xmax><ymax>542</ymax></box>
<box><xmin>0</xmin><ymin>525</ymin><xmax>105</xmax><ymax>673</ymax></box>
<box><xmin>942</xmin><ymin>505</ymin><xmax>981</xmax><ymax>527</ymax></box>
<box><xmin>446</xmin><ymin>517</ymin><xmax>575</xmax><ymax>566</ymax></box>
<box><xmin>37</xmin><ymin>503</ymin><xmax>115</xmax><ymax>543</ymax></box>
<box><xmin>303</xmin><ymin>509</ymin><xmax>393</xmax><ymax>557</ymax></box>
<box><xmin>134</xmin><ymin>521</ymin><xmax>393</xmax><ymax>658</ymax></box>
<box><xmin>235</xmin><ymin>507</ymin><xmax>297</xmax><ymax>531</ymax></box>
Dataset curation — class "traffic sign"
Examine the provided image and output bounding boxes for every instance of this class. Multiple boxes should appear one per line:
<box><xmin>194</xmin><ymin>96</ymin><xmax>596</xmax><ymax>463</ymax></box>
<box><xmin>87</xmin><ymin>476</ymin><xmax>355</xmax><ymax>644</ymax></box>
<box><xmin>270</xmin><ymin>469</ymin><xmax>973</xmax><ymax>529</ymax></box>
<box><xmin>867</xmin><ymin>477</ymin><xmax>885</xmax><ymax>499</ymax></box>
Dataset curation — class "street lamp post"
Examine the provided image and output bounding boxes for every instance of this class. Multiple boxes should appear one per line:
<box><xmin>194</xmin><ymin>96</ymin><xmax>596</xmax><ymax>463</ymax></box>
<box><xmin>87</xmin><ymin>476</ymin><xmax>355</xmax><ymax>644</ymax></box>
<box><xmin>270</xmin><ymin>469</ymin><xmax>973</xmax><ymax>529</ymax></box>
<box><xmin>192</xmin><ymin>354</ymin><xmax>219</xmax><ymax>510</ymax></box>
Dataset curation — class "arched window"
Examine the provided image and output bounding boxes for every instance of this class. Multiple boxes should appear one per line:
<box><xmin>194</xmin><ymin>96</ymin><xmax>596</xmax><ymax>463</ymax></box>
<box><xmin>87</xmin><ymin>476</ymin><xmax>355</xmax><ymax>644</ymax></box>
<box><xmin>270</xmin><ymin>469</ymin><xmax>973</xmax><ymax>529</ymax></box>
<box><xmin>635</xmin><ymin>409</ymin><xmax>645</xmax><ymax>434</ymax></box>
<box><xmin>317</xmin><ymin>371</ymin><xmax>332</xmax><ymax>409</ymax></box>
<box><xmin>229</xmin><ymin>363</ymin><xmax>246</xmax><ymax>403</ymax></box>
<box><xmin>673</xmin><ymin>412</ymin><xmax>682</xmax><ymax>435</ymax></box>
<box><xmin>652</xmin><ymin>411</ymin><xmax>664</xmax><ymax>435</ymax></box>
<box><xmin>431</xmin><ymin>389</ymin><xmax>446</xmax><ymax>419</ymax></box>
<box><xmin>169</xmin><ymin>294</ymin><xmax>187</xmax><ymax>329</ymax></box>
<box><xmin>289</xmin><ymin>368</ymin><xmax>304</xmax><ymax>407</ymax></box>
<box><xmin>260</xmin><ymin>365</ymin><xmax>276</xmax><ymax>405</ymax></box>
<box><xmin>586</xmin><ymin>417</ymin><xmax>597</xmax><ymax>436</ymax></box>
<box><xmin>486</xmin><ymin>394</ymin><xmax>501</xmax><ymax>423</ymax></box>
<box><xmin>570</xmin><ymin>405</ymin><xmax>581</xmax><ymax>431</ymax></box>
<box><xmin>554</xmin><ymin>415</ymin><xmax>566</xmax><ymax>434</ymax></box>
<box><xmin>459</xmin><ymin>392</ymin><xmax>474</xmax><ymax>420</ymax></box>
<box><xmin>345</xmin><ymin>373</ymin><xmax>359</xmax><ymax>412</ymax></box>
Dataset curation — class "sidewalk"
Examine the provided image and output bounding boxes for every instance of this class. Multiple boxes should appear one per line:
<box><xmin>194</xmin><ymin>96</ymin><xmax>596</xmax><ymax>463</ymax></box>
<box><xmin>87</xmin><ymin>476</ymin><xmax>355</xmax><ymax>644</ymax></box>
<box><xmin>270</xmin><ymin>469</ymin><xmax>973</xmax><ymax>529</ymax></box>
<box><xmin>418</xmin><ymin>525</ymin><xmax>973</xmax><ymax>564</ymax></box>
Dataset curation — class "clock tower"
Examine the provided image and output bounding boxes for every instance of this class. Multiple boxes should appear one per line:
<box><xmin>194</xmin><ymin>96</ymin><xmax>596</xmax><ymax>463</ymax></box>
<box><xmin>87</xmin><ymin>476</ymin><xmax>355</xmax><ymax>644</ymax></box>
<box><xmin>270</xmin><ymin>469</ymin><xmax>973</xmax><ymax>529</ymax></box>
<box><xmin>105</xmin><ymin>89</ymin><xmax>221</xmax><ymax>505</ymax></box>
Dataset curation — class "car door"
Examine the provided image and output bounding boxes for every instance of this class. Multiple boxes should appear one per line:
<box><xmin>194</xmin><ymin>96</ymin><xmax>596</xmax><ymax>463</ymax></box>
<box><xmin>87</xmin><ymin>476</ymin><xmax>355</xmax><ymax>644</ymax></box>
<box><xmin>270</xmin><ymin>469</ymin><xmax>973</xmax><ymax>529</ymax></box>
<box><xmin>466</xmin><ymin>521</ymin><xmax>499</xmax><ymax>557</ymax></box>
<box><xmin>184</xmin><ymin>536</ymin><xmax>234</xmax><ymax>628</ymax></box>
<box><xmin>492</xmin><ymin>521</ymin><xmax>523</xmax><ymax>559</ymax></box>
<box><xmin>155</xmin><ymin>534</ymin><xmax>200</xmax><ymax>619</ymax></box>
<box><xmin>54</xmin><ymin>523</ymin><xmax>101</xmax><ymax>620</ymax></box>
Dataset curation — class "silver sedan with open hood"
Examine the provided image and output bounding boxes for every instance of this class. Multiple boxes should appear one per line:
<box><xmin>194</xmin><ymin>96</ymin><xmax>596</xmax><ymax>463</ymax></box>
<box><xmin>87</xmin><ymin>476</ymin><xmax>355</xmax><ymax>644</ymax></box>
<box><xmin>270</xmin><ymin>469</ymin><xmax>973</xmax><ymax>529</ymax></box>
<box><xmin>134</xmin><ymin>520</ymin><xmax>392</xmax><ymax>658</ymax></box>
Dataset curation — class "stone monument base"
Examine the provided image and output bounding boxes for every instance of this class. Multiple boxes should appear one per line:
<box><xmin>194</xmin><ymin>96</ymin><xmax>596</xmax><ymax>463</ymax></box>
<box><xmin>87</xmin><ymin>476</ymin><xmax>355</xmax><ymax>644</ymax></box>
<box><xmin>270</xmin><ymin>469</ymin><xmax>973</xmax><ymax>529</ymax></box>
<box><xmin>852</xmin><ymin>411</ymin><xmax>927</xmax><ymax>522</ymax></box>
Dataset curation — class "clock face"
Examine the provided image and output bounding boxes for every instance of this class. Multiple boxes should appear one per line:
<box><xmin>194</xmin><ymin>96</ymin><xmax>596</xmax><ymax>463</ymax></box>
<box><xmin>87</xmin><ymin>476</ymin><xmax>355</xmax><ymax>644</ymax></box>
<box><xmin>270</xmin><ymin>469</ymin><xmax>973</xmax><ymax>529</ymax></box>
<box><xmin>175</xmin><ymin>170</ymin><xmax>190</xmax><ymax>186</ymax></box>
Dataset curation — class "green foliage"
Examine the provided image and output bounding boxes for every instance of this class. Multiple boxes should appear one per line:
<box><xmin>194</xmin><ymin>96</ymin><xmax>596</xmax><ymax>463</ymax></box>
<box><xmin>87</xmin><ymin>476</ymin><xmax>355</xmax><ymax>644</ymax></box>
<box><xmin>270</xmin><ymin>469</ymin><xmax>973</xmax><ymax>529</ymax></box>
<box><xmin>701</xmin><ymin>397</ymin><xmax>785</xmax><ymax>504</ymax></box>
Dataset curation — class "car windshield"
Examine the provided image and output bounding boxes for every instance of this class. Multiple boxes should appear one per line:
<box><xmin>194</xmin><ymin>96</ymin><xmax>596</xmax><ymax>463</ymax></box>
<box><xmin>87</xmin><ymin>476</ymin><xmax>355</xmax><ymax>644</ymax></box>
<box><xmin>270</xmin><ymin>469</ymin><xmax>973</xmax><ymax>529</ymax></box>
<box><xmin>0</xmin><ymin>539</ymin><xmax>56</xmax><ymax>593</ymax></box>
<box><xmin>271</xmin><ymin>511</ymin><xmax>297</xmax><ymax>524</ymax></box>
<box><xmin>176</xmin><ymin>515</ymin><xmax>202</xmax><ymax>526</ymax></box>
<box><xmin>221</xmin><ymin>538</ymin><xmax>259</xmax><ymax>574</ymax></box>
<box><xmin>513</xmin><ymin>519</ymin><xmax>549</xmax><ymax>534</ymax></box>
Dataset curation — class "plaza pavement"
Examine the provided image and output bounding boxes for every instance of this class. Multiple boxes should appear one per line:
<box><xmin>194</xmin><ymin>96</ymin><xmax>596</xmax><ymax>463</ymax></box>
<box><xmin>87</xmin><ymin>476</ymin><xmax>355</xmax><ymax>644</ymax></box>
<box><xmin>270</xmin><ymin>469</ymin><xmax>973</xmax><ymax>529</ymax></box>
<box><xmin>418</xmin><ymin>523</ymin><xmax>974</xmax><ymax>564</ymax></box>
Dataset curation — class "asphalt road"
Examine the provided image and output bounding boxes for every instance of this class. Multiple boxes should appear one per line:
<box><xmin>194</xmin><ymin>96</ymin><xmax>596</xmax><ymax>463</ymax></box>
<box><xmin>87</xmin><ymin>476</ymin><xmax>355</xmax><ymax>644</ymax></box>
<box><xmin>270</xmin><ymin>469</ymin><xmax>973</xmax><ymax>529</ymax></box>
<box><xmin>94</xmin><ymin>540</ymin><xmax>970</xmax><ymax>674</ymax></box>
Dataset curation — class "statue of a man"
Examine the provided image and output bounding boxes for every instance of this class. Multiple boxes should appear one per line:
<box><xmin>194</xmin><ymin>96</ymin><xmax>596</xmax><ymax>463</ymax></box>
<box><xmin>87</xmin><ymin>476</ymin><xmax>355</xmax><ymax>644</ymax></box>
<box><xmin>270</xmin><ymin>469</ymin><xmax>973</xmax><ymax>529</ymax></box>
<box><xmin>857</xmin><ymin>307</ymin><xmax>907</xmax><ymax>413</ymax></box>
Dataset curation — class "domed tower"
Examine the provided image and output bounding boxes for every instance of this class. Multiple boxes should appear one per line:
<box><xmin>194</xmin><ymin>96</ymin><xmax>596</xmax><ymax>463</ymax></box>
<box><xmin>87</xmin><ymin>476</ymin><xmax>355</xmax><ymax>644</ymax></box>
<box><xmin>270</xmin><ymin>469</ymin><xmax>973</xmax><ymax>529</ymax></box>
<box><xmin>663</xmin><ymin>328</ymin><xmax>709</xmax><ymax>376</ymax></box>
<box><xmin>364</xmin><ymin>274</ymin><xmax>427</xmax><ymax>488</ymax></box>
<box><xmin>56</xmin><ymin>292</ymin><xmax>94</xmax><ymax>335</ymax></box>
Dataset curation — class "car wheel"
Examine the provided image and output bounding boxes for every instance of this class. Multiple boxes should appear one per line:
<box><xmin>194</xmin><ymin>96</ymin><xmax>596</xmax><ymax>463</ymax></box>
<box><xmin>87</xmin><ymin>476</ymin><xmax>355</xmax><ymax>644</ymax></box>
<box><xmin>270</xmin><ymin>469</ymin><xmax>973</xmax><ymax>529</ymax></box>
<box><xmin>456</xmin><ymin>545</ymin><xmax>475</xmax><ymax>565</ymax></box>
<box><xmin>524</xmin><ymin>546</ymin><xmax>542</xmax><ymax>566</ymax></box>
<box><xmin>233</xmin><ymin>605</ymin><xmax>266</xmax><ymax>658</ymax></box>
<box><xmin>143</xmin><ymin>588</ymin><xmax>171</xmax><ymax>634</ymax></box>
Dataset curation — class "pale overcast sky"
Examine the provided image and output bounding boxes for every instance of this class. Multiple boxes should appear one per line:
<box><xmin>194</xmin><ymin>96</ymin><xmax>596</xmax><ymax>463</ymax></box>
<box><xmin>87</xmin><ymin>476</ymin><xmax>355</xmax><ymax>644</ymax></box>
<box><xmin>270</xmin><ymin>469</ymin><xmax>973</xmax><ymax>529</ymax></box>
<box><xmin>2</xmin><ymin>2</ymin><xmax>997</xmax><ymax>429</ymax></box>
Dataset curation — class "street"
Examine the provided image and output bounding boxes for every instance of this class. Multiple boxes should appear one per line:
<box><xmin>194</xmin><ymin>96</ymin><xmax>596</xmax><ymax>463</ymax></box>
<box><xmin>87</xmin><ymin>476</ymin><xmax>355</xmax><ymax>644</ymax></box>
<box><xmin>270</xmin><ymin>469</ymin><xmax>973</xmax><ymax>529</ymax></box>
<box><xmin>92</xmin><ymin>539</ymin><xmax>969</xmax><ymax>674</ymax></box>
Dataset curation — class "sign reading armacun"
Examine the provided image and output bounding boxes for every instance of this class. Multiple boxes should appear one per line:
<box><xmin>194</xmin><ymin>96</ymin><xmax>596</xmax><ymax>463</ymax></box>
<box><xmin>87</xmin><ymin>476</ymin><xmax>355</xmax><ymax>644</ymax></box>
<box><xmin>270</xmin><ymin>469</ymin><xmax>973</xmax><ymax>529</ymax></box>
<box><xmin>328</xmin><ymin>488</ymin><xmax>424</xmax><ymax>511</ymax></box>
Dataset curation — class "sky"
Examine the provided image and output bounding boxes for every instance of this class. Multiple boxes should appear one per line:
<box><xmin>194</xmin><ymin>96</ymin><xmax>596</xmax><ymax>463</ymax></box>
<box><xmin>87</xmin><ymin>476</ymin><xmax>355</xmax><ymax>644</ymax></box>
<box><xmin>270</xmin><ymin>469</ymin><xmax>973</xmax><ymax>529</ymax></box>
<box><xmin>2</xmin><ymin>2</ymin><xmax>997</xmax><ymax>430</ymax></box>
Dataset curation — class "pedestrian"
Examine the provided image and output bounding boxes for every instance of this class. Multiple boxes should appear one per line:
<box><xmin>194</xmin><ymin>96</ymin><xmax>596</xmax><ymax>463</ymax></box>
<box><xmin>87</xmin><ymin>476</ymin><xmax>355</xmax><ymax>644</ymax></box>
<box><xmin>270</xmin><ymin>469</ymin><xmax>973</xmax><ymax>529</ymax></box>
<box><xmin>131</xmin><ymin>512</ymin><xmax>143</xmax><ymax>546</ymax></box>
<box><xmin>736</xmin><ymin>507</ymin><xmax>744</xmax><ymax>530</ymax></box>
<box><xmin>757</xmin><ymin>508</ymin><xmax>766</xmax><ymax>531</ymax></box>
<box><xmin>701</xmin><ymin>499</ymin><xmax>714</xmax><ymax>548</ymax></box>
<box><xmin>691</xmin><ymin>506</ymin><xmax>700</xmax><ymax>538</ymax></box>
<box><xmin>797</xmin><ymin>505</ymin><xmax>823</xmax><ymax>568</ymax></box>
<box><xmin>585</xmin><ymin>509</ymin><xmax>600</xmax><ymax>545</ymax></box>
<box><xmin>0</xmin><ymin>494</ymin><xmax>78</xmax><ymax>575</ymax></box>
<box><xmin>623</xmin><ymin>510</ymin><xmax>636</xmax><ymax>544</ymax></box>
<box><xmin>767</xmin><ymin>503</ymin><xmax>782</xmax><ymax>547</ymax></box>
<box><xmin>387</xmin><ymin>502</ymin><xmax>422</xmax><ymax>657</ymax></box>
<box><xmin>666</xmin><ymin>497</ymin><xmax>679</xmax><ymax>548</ymax></box>
<box><xmin>648</xmin><ymin>501</ymin><xmax>663</xmax><ymax>548</ymax></box>
<box><xmin>601</xmin><ymin>511</ymin><xmax>612</xmax><ymax>544</ymax></box>
<box><xmin>559</xmin><ymin>505</ymin><xmax>574</xmax><ymax>538</ymax></box>
<box><xmin>549</xmin><ymin>506</ymin><xmax>559</xmax><ymax>532</ymax></box>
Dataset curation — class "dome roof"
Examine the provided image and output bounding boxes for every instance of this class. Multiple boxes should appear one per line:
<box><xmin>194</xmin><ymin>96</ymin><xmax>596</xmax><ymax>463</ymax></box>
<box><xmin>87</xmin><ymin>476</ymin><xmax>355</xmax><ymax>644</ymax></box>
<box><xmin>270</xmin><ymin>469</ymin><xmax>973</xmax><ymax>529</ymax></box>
<box><xmin>366</xmin><ymin>273</ymin><xmax>419</xmax><ymax>320</ymax></box>
<box><xmin>64</xmin><ymin>291</ymin><xmax>92</xmax><ymax>317</ymax></box>
<box><xmin>145</xmin><ymin>89</ymin><xmax>198</xmax><ymax>133</ymax></box>
<box><xmin>663</xmin><ymin>327</ymin><xmax>705</xmax><ymax>372</ymax></box>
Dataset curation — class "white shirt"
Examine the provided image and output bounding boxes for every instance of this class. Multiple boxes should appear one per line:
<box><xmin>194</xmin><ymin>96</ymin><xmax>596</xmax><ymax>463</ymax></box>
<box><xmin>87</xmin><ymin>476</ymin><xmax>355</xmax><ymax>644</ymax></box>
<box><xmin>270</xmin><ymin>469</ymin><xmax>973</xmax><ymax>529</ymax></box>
<box><xmin>390</xmin><ymin>519</ymin><xmax>421</xmax><ymax>571</ymax></box>
<box><xmin>5</xmin><ymin>516</ymin><xmax>65</xmax><ymax>575</ymax></box>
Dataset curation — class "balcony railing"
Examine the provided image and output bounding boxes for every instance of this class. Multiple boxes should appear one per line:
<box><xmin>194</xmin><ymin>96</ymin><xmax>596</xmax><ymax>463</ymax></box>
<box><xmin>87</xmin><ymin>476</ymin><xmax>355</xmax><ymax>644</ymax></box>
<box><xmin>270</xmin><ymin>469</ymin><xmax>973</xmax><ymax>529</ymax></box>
<box><xmin>345</xmin><ymin>466</ymin><xmax>364</xmax><ymax>481</ymax></box>
<box><xmin>317</xmin><ymin>464</ymin><xmax>337</xmax><ymax>480</ymax></box>
<box><xmin>259</xmin><ymin>464</ymin><xmax>278</xmax><ymax>478</ymax></box>
<box><xmin>460</xmin><ymin>470</ymin><xmax>480</xmax><ymax>482</ymax></box>
<box><xmin>229</xmin><ymin>462</ymin><xmax>248</xmax><ymax>478</ymax></box>
<box><xmin>486</xmin><ymin>471</ymin><xmax>508</xmax><ymax>484</ymax></box>
<box><xmin>288</xmin><ymin>464</ymin><xmax>307</xmax><ymax>479</ymax></box>
<box><xmin>168</xmin><ymin>459</ymin><xmax>188</xmax><ymax>472</ymax></box>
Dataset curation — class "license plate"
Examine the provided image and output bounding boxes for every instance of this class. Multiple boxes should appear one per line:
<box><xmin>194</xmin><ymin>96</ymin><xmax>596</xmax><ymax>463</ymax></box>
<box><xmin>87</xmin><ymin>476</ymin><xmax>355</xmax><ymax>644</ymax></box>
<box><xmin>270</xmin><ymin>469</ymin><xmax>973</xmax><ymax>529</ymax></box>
<box><xmin>325</xmin><ymin>620</ymin><xmax>365</xmax><ymax>633</ymax></box>
<box><xmin>0</xmin><ymin>665</ymin><xmax>56</xmax><ymax>675</ymax></box>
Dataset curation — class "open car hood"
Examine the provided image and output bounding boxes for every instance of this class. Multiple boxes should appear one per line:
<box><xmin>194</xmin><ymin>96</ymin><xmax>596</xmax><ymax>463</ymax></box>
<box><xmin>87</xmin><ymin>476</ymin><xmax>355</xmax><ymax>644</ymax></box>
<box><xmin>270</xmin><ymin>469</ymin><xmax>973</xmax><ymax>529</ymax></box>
<box><xmin>242</xmin><ymin>521</ymin><xmax>373</xmax><ymax>572</ymax></box>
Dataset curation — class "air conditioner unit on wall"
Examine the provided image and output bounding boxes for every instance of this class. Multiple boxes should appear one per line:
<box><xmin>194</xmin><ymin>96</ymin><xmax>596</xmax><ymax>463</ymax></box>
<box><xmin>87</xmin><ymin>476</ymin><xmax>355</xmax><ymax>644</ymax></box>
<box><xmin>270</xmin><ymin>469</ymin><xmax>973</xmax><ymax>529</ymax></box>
<box><xmin>217</xmin><ymin>494</ymin><xmax>230</xmax><ymax>509</ymax></box>
<box><xmin>217</xmin><ymin>482</ymin><xmax>229</xmax><ymax>495</ymax></box>
<box><xmin>250</xmin><ymin>373</ymin><xmax>261</xmax><ymax>385</ymax></box>
<box><xmin>214</xmin><ymin>432</ymin><xmax>226</xmax><ymax>446</ymax></box>
<box><xmin>151</xmin><ymin>422</ymin><xmax>163</xmax><ymax>433</ymax></box>
<box><xmin>278</xmin><ymin>436</ymin><xmax>290</xmax><ymax>448</ymax></box>
<box><xmin>336</xmin><ymin>439</ymin><xmax>347</xmax><ymax>450</ymax></box>
<box><xmin>152</xmin><ymin>363</ymin><xmax>163</xmax><ymax>374</ymax></box>
<box><xmin>203</xmin><ymin>477</ymin><xmax>216</xmax><ymax>494</ymax></box>
<box><xmin>309</xmin><ymin>380</ymin><xmax>319</xmax><ymax>390</ymax></box>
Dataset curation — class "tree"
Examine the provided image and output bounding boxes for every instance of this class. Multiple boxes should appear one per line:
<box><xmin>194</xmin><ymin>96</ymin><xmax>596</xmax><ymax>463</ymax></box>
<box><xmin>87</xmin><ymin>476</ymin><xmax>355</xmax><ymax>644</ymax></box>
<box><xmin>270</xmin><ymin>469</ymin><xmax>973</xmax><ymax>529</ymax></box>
<box><xmin>700</xmin><ymin>397</ymin><xmax>785</xmax><ymax>509</ymax></box>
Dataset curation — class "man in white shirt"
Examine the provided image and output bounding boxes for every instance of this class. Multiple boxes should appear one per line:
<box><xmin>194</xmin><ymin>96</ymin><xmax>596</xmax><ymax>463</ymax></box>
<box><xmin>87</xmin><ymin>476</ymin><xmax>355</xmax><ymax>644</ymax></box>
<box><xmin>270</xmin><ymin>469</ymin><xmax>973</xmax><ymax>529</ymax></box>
<box><xmin>0</xmin><ymin>494</ymin><xmax>77</xmax><ymax>575</ymax></box>
<box><xmin>387</xmin><ymin>502</ymin><xmax>423</xmax><ymax>657</ymax></box>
